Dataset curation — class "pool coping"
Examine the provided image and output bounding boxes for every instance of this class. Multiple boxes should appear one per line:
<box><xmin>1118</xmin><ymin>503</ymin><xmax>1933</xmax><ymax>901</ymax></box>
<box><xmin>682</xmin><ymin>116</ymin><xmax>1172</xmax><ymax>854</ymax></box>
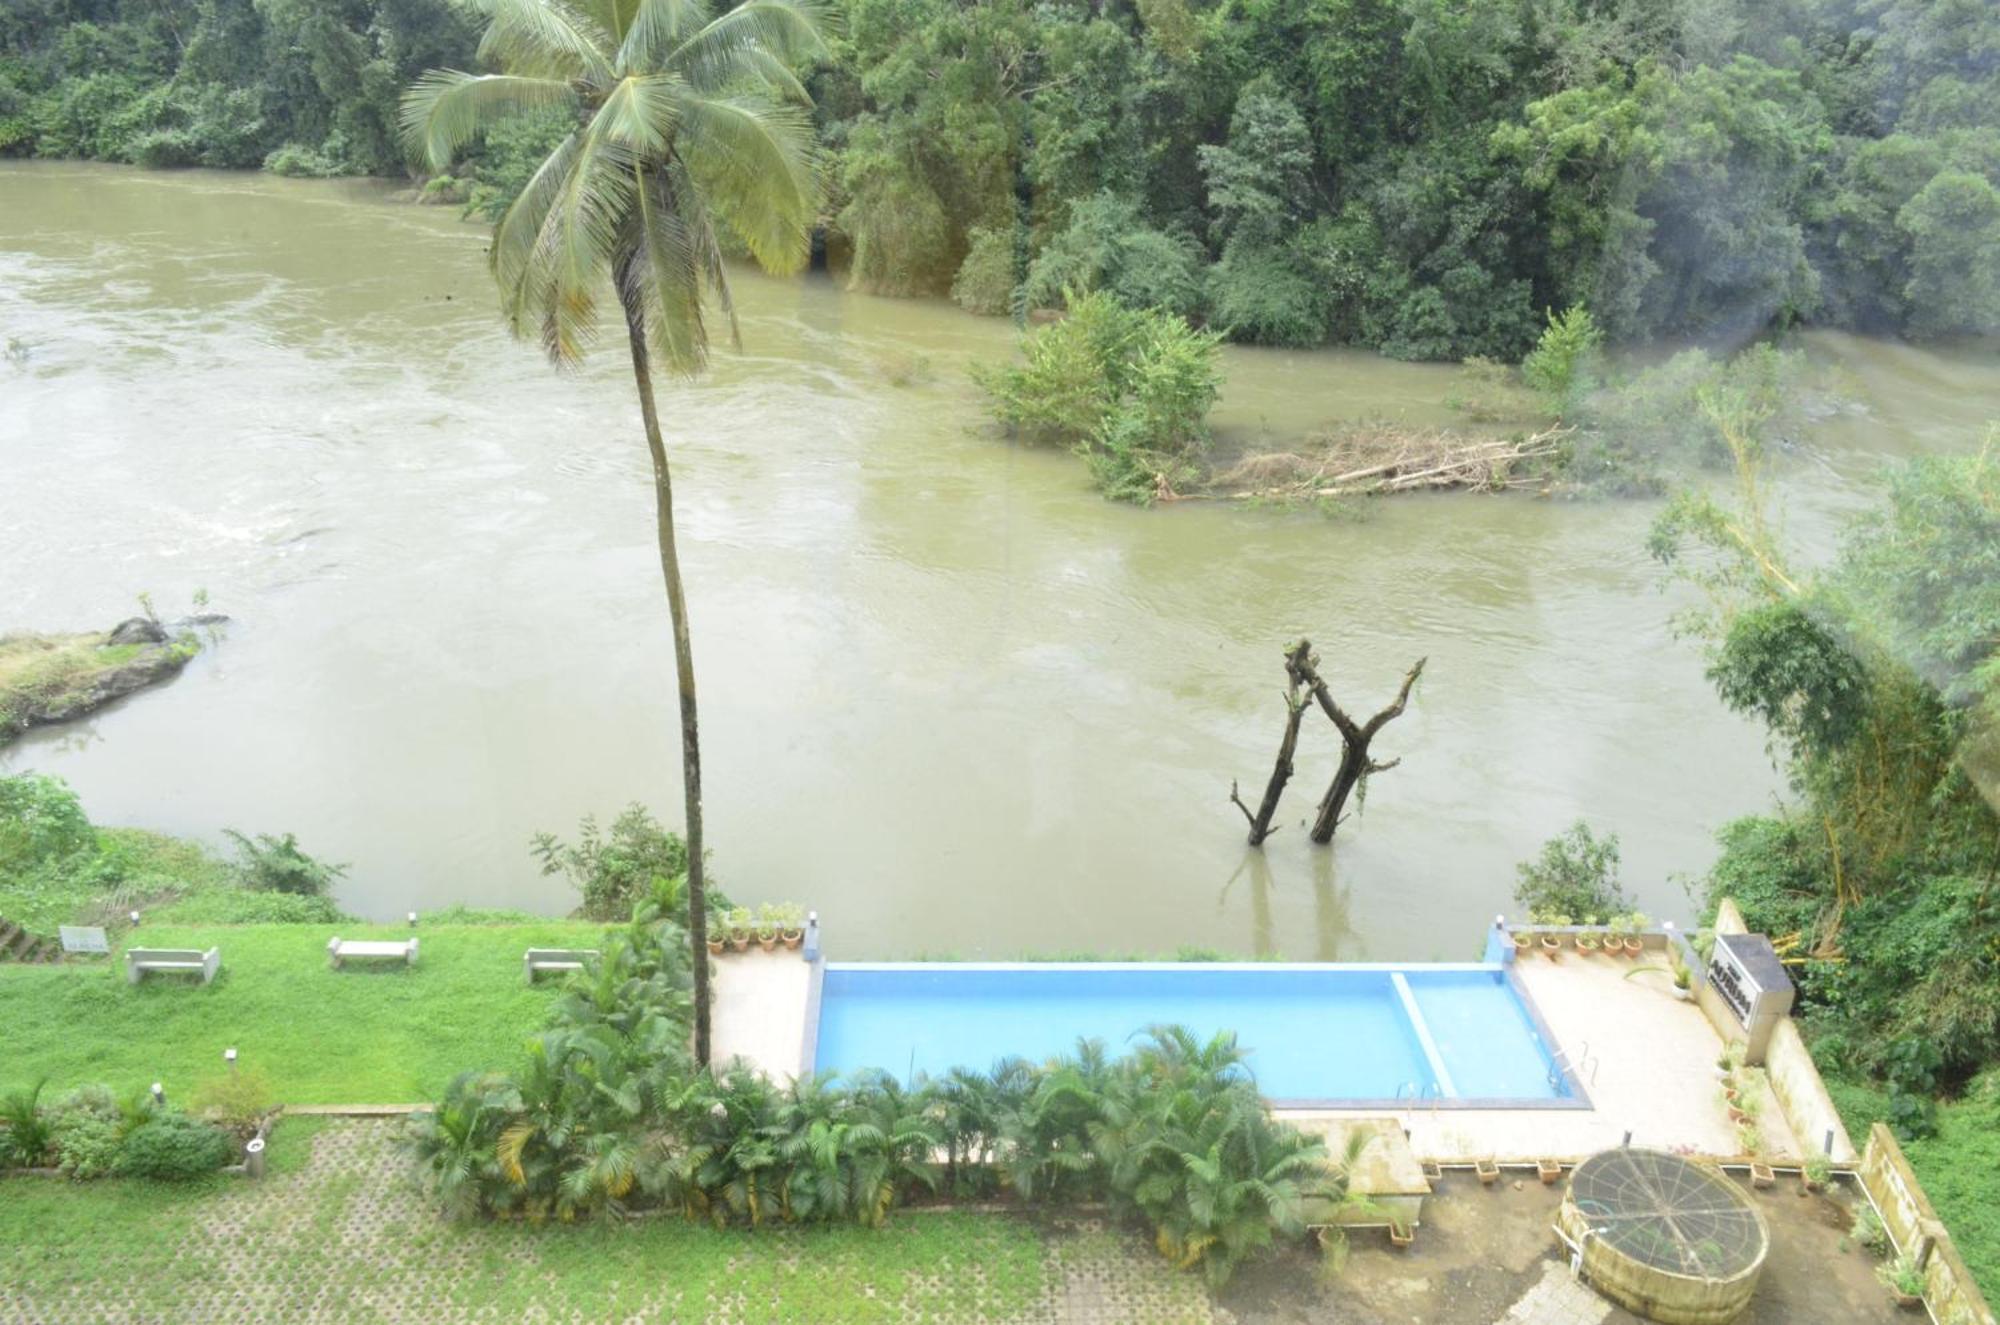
<box><xmin>803</xmin><ymin>959</ymin><xmax>1592</xmax><ymax>1112</ymax></box>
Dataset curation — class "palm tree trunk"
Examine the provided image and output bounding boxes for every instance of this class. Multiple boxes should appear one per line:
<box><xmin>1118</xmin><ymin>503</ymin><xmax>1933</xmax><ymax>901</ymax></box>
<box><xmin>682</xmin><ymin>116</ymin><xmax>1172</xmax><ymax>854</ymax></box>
<box><xmin>619</xmin><ymin>286</ymin><xmax>712</xmax><ymax>1067</ymax></box>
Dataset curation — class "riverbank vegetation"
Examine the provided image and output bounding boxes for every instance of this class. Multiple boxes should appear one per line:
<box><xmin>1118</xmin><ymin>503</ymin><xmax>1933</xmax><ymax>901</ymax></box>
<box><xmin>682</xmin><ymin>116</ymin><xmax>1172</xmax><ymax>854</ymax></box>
<box><xmin>0</xmin><ymin>772</ymin><xmax>349</xmax><ymax>935</ymax></box>
<box><xmin>1648</xmin><ymin>433</ymin><xmax>1998</xmax><ymax>1282</ymax></box>
<box><xmin>983</xmin><ymin>291</ymin><xmax>1812</xmax><ymax>503</ymax></box>
<box><xmin>4</xmin><ymin>0</ymin><xmax>1997</xmax><ymax>355</ymax></box>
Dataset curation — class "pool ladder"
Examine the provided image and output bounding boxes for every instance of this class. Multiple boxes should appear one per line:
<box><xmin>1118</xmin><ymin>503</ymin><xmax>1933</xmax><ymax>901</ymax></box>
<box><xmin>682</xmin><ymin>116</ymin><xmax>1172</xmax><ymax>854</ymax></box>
<box><xmin>1396</xmin><ymin>1080</ymin><xmax>1445</xmax><ymax>1117</ymax></box>
<box><xmin>1551</xmin><ymin>1041</ymin><xmax>1600</xmax><ymax>1091</ymax></box>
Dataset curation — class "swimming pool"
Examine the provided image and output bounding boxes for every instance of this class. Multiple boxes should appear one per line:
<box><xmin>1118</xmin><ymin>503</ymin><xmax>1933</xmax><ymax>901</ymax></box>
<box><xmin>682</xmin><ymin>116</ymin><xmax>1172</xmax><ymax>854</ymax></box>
<box><xmin>809</xmin><ymin>962</ymin><xmax>1583</xmax><ymax>1108</ymax></box>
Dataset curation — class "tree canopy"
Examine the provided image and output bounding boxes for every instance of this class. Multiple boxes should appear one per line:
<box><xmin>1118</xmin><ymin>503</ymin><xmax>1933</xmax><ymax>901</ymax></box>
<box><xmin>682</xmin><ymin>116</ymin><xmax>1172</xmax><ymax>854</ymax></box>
<box><xmin>7</xmin><ymin>0</ymin><xmax>2000</xmax><ymax>355</ymax></box>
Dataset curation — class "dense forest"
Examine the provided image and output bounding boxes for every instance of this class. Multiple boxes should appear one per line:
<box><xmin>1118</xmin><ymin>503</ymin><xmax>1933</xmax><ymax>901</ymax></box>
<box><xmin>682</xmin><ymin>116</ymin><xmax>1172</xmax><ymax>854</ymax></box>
<box><xmin>3</xmin><ymin>0</ymin><xmax>1998</xmax><ymax>358</ymax></box>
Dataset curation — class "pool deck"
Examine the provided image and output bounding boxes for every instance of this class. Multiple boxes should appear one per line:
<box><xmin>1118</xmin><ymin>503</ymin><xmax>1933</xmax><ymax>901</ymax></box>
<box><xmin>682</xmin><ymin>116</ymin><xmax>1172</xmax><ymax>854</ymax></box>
<box><xmin>709</xmin><ymin>947</ymin><xmax>1806</xmax><ymax>1165</ymax></box>
<box><xmin>1281</xmin><ymin>954</ymin><xmax>1800</xmax><ymax>1163</ymax></box>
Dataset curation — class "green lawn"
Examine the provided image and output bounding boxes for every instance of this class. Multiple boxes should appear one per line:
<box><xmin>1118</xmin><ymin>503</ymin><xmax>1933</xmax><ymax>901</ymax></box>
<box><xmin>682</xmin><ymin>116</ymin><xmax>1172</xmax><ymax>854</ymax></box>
<box><xmin>0</xmin><ymin>1116</ymin><xmax>1212</xmax><ymax>1324</ymax></box>
<box><xmin>0</xmin><ymin>920</ymin><xmax>605</xmax><ymax>1104</ymax></box>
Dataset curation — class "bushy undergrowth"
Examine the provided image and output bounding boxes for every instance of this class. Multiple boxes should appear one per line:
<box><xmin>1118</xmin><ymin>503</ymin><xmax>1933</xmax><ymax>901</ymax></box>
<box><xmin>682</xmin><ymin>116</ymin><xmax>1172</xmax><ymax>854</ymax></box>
<box><xmin>531</xmin><ymin>803</ymin><xmax>712</xmax><ymax>922</ymax></box>
<box><xmin>976</xmin><ymin>292</ymin><xmax>1222</xmax><ymax>504</ymax></box>
<box><xmin>411</xmin><ymin>885</ymin><xmax>1334</xmax><ymax>1289</ymax></box>
<box><xmin>0</xmin><ymin>1078</ymin><xmax>235</xmax><ymax>1181</ymax></box>
<box><xmin>0</xmin><ymin>772</ymin><xmax>351</xmax><ymax>934</ymax></box>
<box><xmin>1512</xmin><ymin>820</ymin><xmax>1631</xmax><ymax>921</ymax></box>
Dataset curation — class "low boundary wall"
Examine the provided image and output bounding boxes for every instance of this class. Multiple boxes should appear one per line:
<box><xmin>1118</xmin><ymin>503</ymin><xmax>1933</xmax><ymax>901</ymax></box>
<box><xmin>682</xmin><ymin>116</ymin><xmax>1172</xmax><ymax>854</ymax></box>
<box><xmin>1860</xmin><ymin>1123</ymin><xmax>1997</xmax><ymax>1325</ymax></box>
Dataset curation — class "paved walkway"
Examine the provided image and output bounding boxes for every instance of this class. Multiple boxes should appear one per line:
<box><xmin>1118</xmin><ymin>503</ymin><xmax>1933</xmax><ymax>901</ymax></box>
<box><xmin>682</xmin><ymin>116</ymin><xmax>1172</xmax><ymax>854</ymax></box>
<box><xmin>1496</xmin><ymin>1262</ymin><xmax>1611</xmax><ymax>1325</ymax></box>
<box><xmin>0</xmin><ymin>1118</ymin><xmax>1215</xmax><ymax>1325</ymax></box>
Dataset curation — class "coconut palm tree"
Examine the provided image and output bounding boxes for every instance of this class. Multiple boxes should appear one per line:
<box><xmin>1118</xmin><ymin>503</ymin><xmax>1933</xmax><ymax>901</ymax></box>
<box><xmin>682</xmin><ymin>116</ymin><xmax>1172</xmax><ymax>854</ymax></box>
<box><xmin>401</xmin><ymin>0</ymin><xmax>825</xmax><ymax>1065</ymax></box>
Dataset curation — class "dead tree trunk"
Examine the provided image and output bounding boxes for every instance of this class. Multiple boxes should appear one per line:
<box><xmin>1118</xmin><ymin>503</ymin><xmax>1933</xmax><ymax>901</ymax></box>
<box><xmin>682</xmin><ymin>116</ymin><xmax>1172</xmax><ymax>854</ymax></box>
<box><xmin>1229</xmin><ymin>640</ymin><xmax>1315</xmax><ymax>846</ymax></box>
<box><xmin>1295</xmin><ymin>653</ymin><xmax>1426</xmax><ymax>844</ymax></box>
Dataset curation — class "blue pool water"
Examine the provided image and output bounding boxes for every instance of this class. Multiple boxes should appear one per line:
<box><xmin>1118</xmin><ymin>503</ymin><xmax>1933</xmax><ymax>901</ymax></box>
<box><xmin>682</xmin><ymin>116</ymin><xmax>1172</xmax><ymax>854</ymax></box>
<box><xmin>812</xmin><ymin>963</ymin><xmax>1575</xmax><ymax>1106</ymax></box>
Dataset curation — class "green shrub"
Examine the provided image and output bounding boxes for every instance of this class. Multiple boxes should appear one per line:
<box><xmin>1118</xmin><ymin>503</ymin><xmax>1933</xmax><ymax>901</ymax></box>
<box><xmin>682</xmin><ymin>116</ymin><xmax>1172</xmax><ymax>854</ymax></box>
<box><xmin>951</xmin><ymin>226</ymin><xmax>1017</xmax><ymax>316</ymax></box>
<box><xmin>222</xmin><ymin>830</ymin><xmax>346</xmax><ymax>897</ymax></box>
<box><xmin>0</xmin><ymin>772</ymin><xmax>94</xmax><ymax>875</ymax></box>
<box><xmin>127</xmin><ymin>127</ymin><xmax>200</xmax><ymax>168</ymax></box>
<box><xmin>115</xmin><ymin>1113</ymin><xmax>236</xmax><ymax>1180</ymax></box>
<box><xmin>531</xmin><ymin>804</ymin><xmax>696</xmax><ymax>922</ymax></box>
<box><xmin>1519</xmin><ymin>305</ymin><xmax>1602</xmax><ymax>415</ymax></box>
<box><xmin>47</xmin><ymin>1086</ymin><xmax>126</xmax><ymax>1180</ymax></box>
<box><xmin>191</xmin><ymin>1068</ymin><xmax>275</xmax><ymax>1132</ymax></box>
<box><xmin>262</xmin><ymin>143</ymin><xmax>343</xmax><ymax>178</ymax></box>
<box><xmin>1205</xmin><ymin>240</ymin><xmax>1328</xmax><ymax>347</ymax></box>
<box><xmin>976</xmin><ymin>291</ymin><xmax>1222</xmax><ymax>502</ymax></box>
<box><xmin>155</xmin><ymin>888</ymin><xmax>347</xmax><ymax>924</ymax></box>
<box><xmin>0</xmin><ymin>1079</ymin><xmax>52</xmax><ymax>1168</ymax></box>
<box><xmin>1513</xmin><ymin>821</ymin><xmax>1631</xmax><ymax>920</ymax></box>
<box><xmin>1024</xmin><ymin>193</ymin><xmax>1206</xmax><ymax>322</ymax></box>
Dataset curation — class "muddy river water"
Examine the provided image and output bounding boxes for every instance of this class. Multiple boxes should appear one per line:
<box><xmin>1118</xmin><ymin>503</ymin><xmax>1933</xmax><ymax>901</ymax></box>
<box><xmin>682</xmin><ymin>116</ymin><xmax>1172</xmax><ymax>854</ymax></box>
<box><xmin>5</xmin><ymin>162</ymin><xmax>1998</xmax><ymax>957</ymax></box>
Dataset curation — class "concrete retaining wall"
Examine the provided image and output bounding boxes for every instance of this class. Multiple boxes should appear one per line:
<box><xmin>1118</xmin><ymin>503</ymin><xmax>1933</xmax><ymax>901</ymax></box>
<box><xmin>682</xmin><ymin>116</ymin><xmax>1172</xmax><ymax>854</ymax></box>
<box><xmin>1860</xmin><ymin>1123</ymin><xmax>1997</xmax><ymax>1325</ymax></box>
<box><xmin>1762</xmin><ymin>1017</ymin><xmax>1854</xmax><ymax>1162</ymax></box>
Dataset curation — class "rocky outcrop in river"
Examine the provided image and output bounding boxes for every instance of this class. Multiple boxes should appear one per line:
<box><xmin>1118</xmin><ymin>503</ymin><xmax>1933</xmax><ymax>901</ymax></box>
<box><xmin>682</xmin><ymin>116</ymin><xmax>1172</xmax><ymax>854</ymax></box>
<box><xmin>0</xmin><ymin>615</ymin><xmax>225</xmax><ymax>743</ymax></box>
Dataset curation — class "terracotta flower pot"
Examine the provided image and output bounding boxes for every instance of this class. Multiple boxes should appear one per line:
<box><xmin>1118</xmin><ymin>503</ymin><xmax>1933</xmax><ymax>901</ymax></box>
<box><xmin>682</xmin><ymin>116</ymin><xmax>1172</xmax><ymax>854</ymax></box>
<box><xmin>1623</xmin><ymin>937</ymin><xmax>1645</xmax><ymax>957</ymax></box>
<box><xmin>782</xmin><ymin>930</ymin><xmax>804</xmax><ymax>950</ymax></box>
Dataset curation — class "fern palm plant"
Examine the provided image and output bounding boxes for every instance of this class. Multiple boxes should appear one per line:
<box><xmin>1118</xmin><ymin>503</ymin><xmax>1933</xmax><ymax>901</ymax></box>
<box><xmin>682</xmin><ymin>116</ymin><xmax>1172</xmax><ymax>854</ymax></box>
<box><xmin>402</xmin><ymin>0</ymin><xmax>827</xmax><ymax>1066</ymax></box>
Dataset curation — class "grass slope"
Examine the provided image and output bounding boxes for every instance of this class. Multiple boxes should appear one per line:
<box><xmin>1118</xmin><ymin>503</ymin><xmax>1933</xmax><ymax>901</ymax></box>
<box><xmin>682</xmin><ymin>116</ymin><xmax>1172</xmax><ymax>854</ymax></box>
<box><xmin>1830</xmin><ymin>1076</ymin><xmax>2000</xmax><ymax>1303</ymax></box>
<box><xmin>0</xmin><ymin>921</ymin><xmax>604</xmax><ymax>1103</ymax></box>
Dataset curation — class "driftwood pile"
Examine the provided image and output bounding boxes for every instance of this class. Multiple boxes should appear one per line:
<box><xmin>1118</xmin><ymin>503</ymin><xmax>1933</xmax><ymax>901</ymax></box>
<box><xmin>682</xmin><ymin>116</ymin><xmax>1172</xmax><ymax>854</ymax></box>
<box><xmin>1212</xmin><ymin>424</ymin><xmax>1569</xmax><ymax>501</ymax></box>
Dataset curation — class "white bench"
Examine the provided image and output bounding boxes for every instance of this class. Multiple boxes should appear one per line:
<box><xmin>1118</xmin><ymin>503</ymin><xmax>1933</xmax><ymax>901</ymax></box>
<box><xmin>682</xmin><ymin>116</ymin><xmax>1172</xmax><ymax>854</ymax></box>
<box><xmin>127</xmin><ymin>946</ymin><xmax>220</xmax><ymax>985</ymax></box>
<box><xmin>326</xmin><ymin>936</ymin><xmax>418</xmax><ymax>969</ymax></box>
<box><xmin>523</xmin><ymin>947</ymin><xmax>600</xmax><ymax>983</ymax></box>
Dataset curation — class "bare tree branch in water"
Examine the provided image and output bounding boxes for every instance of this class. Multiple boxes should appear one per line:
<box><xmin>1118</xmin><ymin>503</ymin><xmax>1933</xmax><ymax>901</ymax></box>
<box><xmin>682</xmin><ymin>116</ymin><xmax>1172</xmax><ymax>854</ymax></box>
<box><xmin>1229</xmin><ymin>639</ymin><xmax>1316</xmax><ymax>845</ymax></box>
<box><xmin>1296</xmin><ymin>652</ymin><xmax>1426</xmax><ymax>844</ymax></box>
<box><xmin>1229</xmin><ymin>640</ymin><xmax>1424</xmax><ymax>846</ymax></box>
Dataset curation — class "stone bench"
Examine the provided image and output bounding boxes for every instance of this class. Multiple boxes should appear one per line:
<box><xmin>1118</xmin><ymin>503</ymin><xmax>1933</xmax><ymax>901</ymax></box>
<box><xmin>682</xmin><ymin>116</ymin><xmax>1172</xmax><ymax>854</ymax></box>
<box><xmin>127</xmin><ymin>946</ymin><xmax>220</xmax><ymax>985</ymax></box>
<box><xmin>523</xmin><ymin>947</ymin><xmax>600</xmax><ymax>983</ymax></box>
<box><xmin>326</xmin><ymin>936</ymin><xmax>418</xmax><ymax>969</ymax></box>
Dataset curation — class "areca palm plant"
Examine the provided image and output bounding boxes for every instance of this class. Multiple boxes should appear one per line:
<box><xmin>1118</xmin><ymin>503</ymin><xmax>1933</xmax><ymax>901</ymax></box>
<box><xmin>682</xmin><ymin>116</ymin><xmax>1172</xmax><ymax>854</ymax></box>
<box><xmin>401</xmin><ymin>0</ymin><xmax>826</xmax><ymax>1065</ymax></box>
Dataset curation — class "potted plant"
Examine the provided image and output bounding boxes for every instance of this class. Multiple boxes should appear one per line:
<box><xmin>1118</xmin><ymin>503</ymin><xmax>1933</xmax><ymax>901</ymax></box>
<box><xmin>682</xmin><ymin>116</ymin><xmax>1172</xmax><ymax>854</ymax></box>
<box><xmin>754</xmin><ymin>904</ymin><xmax>780</xmax><ymax>952</ymax></box>
<box><xmin>1621</xmin><ymin>913</ymin><xmax>1648</xmax><ymax>957</ymax></box>
<box><xmin>706</xmin><ymin>920</ymin><xmax>726</xmax><ymax>957</ymax></box>
<box><xmin>1802</xmin><ymin>1152</ymin><xmax>1832</xmax><ymax>1193</ymax></box>
<box><xmin>1510</xmin><ymin>928</ymin><xmax>1536</xmax><ymax>956</ymax></box>
<box><xmin>1745</xmin><ymin>1127</ymin><xmax>1774</xmax><ymax>1187</ymax></box>
<box><xmin>726</xmin><ymin>907</ymin><xmax>754</xmax><ymax>952</ymax></box>
<box><xmin>1575</xmin><ymin>918</ymin><xmax>1601</xmax><ymax>957</ymax></box>
<box><xmin>1537</xmin><ymin>912</ymin><xmax>1570</xmax><ymax>960</ymax></box>
<box><xmin>1622</xmin><ymin>948</ymin><xmax>1693</xmax><ymax>1000</ymax></box>
<box><xmin>1536</xmin><ymin>1157</ymin><xmax>1562</xmax><ymax>1185</ymax></box>
<box><xmin>1474</xmin><ymin>1155</ymin><xmax>1500</xmax><ymax>1186</ymax></box>
<box><xmin>777</xmin><ymin>904</ymin><xmax>805</xmax><ymax>950</ymax></box>
<box><xmin>1876</xmin><ymin>1251</ymin><xmax>1926</xmax><ymax>1309</ymax></box>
